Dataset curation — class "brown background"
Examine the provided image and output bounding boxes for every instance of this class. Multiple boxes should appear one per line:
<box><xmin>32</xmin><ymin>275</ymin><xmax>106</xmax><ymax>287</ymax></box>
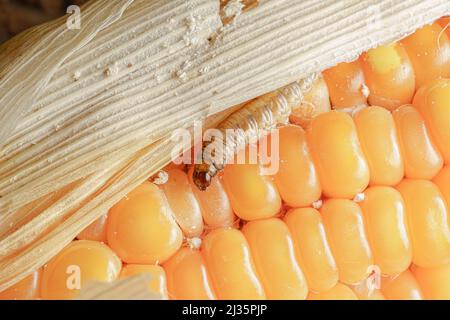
<box><xmin>0</xmin><ymin>0</ymin><xmax>88</xmax><ymax>43</ymax></box>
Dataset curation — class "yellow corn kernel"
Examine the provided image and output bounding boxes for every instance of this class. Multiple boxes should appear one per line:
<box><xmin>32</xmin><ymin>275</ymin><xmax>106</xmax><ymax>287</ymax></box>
<box><xmin>290</xmin><ymin>75</ymin><xmax>331</xmax><ymax>128</ymax></box>
<box><xmin>322</xmin><ymin>60</ymin><xmax>368</xmax><ymax>109</ymax></box>
<box><xmin>354</xmin><ymin>106</ymin><xmax>404</xmax><ymax>186</ymax></box>
<box><xmin>161</xmin><ymin>168</ymin><xmax>204</xmax><ymax>237</ymax></box>
<box><xmin>359</xmin><ymin>186</ymin><xmax>412</xmax><ymax>275</ymax></box>
<box><xmin>396</xmin><ymin>179</ymin><xmax>450</xmax><ymax>268</ymax></box>
<box><xmin>413</xmin><ymin>78</ymin><xmax>450</xmax><ymax>164</ymax></box>
<box><xmin>320</xmin><ymin>199</ymin><xmax>373</xmax><ymax>284</ymax></box>
<box><xmin>401</xmin><ymin>23</ymin><xmax>450</xmax><ymax>88</ymax></box>
<box><xmin>164</xmin><ymin>248</ymin><xmax>216</xmax><ymax>300</ymax></box>
<box><xmin>107</xmin><ymin>182</ymin><xmax>182</xmax><ymax>264</ymax></box>
<box><xmin>307</xmin><ymin>283</ymin><xmax>358</xmax><ymax>300</ymax></box>
<box><xmin>222</xmin><ymin>148</ymin><xmax>281</xmax><ymax>221</ymax></box>
<box><xmin>284</xmin><ymin>208</ymin><xmax>338</xmax><ymax>292</ymax></box>
<box><xmin>307</xmin><ymin>111</ymin><xmax>369</xmax><ymax>199</ymax></box>
<box><xmin>188</xmin><ymin>166</ymin><xmax>235</xmax><ymax>229</ymax></box>
<box><xmin>41</xmin><ymin>240</ymin><xmax>122</xmax><ymax>300</ymax></box>
<box><xmin>381</xmin><ymin>270</ymin><xmax>424</xmax><ymax>300</ymax></box>
<box><xmin>0</xmin><ymin>270</ymin><xmax>41</xmax><ymax>300</ymax></box>
<box><xmin>119</xmin><ymin>264</ymin><xmax>168</xmax><ymax>299</ymax></box>
<box><xmin>433</xmin><ymin>166</ymin><xmax>450</xmax><ymax>206</ymax></box>
<box><xmin>242</xmin><ymin>218</ymin><xmax>308</xmax><ymax>300</ymax></box>
<box><xmin>273</xmin><ymin>125</ymin><xmax>321</xmax><ymax>207</ymax></box>
<box><xmin>412</xmin><ymin>263</ymin><xmax>450</xmax><ymax>300</ymax></box>
<box><xmin>76</xmin><ymin>213</ymin><xmax>108</xmax><ymax>243</ymax></box>
<box><xmin>393</xmin><ymin>105</ymin><xmax>443</xmax><ymax>179</ymax></box>
<box><xmin>201</xmin><ymin>228</ymin><xmax>266</xmax><ymax>300</ymax></box>
<box><xmin>361</xmin><ymin>43</ymin><xmax>416</xmax><ymax>110</ymax></box>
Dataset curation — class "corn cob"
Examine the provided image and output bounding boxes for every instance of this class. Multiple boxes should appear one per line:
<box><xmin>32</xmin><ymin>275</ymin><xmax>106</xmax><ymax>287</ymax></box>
<box><xmin>2</xmin><ymin>18</ymin><xmax>449</xmax><ymax>300</ymax></box>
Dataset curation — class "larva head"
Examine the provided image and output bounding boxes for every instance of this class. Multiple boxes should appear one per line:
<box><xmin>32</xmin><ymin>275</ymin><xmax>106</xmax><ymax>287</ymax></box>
<box><xmin>193</xmin><ymin>164</ymin><xmax>213</xmax><ymax>191</ymax></box>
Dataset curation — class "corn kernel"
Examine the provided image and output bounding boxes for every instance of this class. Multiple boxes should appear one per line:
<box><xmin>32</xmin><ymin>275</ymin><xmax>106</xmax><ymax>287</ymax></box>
<box><xmin>380</xmin><ymin>270</ymin><xmax>424</xmax><ymax>300</ymax></box>
<box><xmin>396</xmin><ymin>179</ymin><xmax>450</xmax><ymax>268</ymax></box>
<box><xmin>273</xmin><ymin>125</ymin><xmax>321</xmax><ymax>207</ymax></box>
<box><xmin>242</xmin><ymin>218</ymin><xmax>308</xmax><ymax>300</ymax></box>
<box><xmin>188</xmin><ymin>166</ymin><xmax>235</xmax><ymax>229</ymax></box>
<box><xmin>120</xmin><ymin>264</ymin><xmax>168</xmax><ymax>299</ymax></box>
<box><xmin>393</xmin><ymin>105</ymin><xmax>443</xmax><ymax>179</ymax></box>
<box><xmin>361</xmin><ymin>43</ymin><xmax>416</xmax><ymax>110</ymax></box>
<box><xmin>201</xmin><ymin>228</ymin><xmax>266</xmax><ymax>300</ymax></box>
<box><xmin>284</xmin><ymin>208</ymin><xmax>338</xmax><ymax>292</ymax></box>
<box><xmin>222</xmin><ymin>148</ymin><xmax>281</xmax><ymax>221</ymax></box>
<box><xmin>359</xmin><ymin>186</ymin><xmax>412</xmax><ymax>275</ymax></box>
<box><xmin>320</xmin><ymin>199</ymin><xmax>373</xmax><ymax>284</ymax></box>
<box><xmin>401</xmin><ymin>23</ymin><xmax>450</xmax><ymax>88</ymax></box>
<box><xmin>413</xmin><ymin>78</ymin><xmax>450</xmax><ymax>164</ymax></box>
<box><xmin>323</xmin><ymin>60</ymin><xmax>368</xmax><ymax>109</ymax></box>
<box><xmin>41</xmin><ymin>240</ymin><xmax>122</xmax><ymax>300</ymax></box>
<box><xmin>107</xmin><ymin>182</ymin><xmax>182</xmax><ymax>264</ymax></box>
<box><xmin>164</xmin><ymin>248</ymin><xmax>216</xmax><ymax>300</ymax></box>
<box><xmin>412</xmin><ymin>263</ymin><xmax>450</xmax><ymax>300</ymax></box>
<box><xmin>161</xmin><ymin>168</ymin><xmax>204</xmax><ymax>237</ymax></box>
<box><xmin>354</xmin><ymin>106</ymin><xmax>404</xmax><ymax>186</ymax></box>
<box><xmin>307</xmin><ymin>111</ymin><xmax>369</xmax><ymax>199</ymax></box>
<box><xmin>307</xmin><ymin>283</ymin><xmax>358</xmax><ymax>300</ymax></box>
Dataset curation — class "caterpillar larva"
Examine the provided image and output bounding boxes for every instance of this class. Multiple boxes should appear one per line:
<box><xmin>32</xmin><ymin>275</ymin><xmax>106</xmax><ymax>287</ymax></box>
<box><xmin>192</xmin><ymin>74</ymin><xmax>319</xmax><ymax>190</ymax></box>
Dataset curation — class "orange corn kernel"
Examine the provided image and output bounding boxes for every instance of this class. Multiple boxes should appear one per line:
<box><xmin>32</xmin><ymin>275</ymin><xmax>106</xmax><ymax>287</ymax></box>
<box><xmin>273</xmin><ymin>125</ymin><xmax>321</xmax><ymax>207</ymax></box>
<box><xmin>188</xmin><ymin>166</ymin><xmax>235</xmax><ymax>229</ymax></box>
<box><xmin>201</xmin><ymin>228</ymin><xmax>266</xmax><ymax>300</ymax></box>
<box><xmin>107</xmin><ymin>182</ymin><xmax>182</xmax><ymax>264</ymax></box>
<box><xmin>393</xmin><ymin>105</ymin><xmax>443</xmax><ymax>179</ymax></box>
<box><xmin>359</xmin><ymin>186</ymin><xmax>412</xmax><ymax>275</ymax></box>
<box><xmin>396</xmin><ymin>179</ymin><xmax>450</xmax><ymax>268</ymax></box>
<box><xmin>354</xmin><ymin>106</ymin><xmax>404</xmax><ymax>186</ymax></box>
<box><xmin>322</xmin><ymin>60</ymin><xmax>368</xmax><ymax>109</ymax></box>
<box><xmin>0</xmin><ymin>270</ymin><xmax>41</xmax><ymax>300</ymax></box>
<box><xmin>284</xmin><ymin>208</ymin><xmax>338</xmax><ymax>292</ymax></box>
<box><xmin>413</xmin><ymin>78</ymin><xmax>450</xmax><ymax>164</ymax></box>
<box><xmin>320</xmin><ymin>199</ymin><xmax>373</xmax><ymax>284</ymax></box>
<box><xmin>438</xmin><ymin>16</ymin><xmax>450</xmax><ymax>37</ymax></box>
<box><xmin>361</xmin><ymin>43</ymin><xmax>415</xmax><ymax>110</ymax></box>
<box><xmin>222</xmin><ymin>148</ymin><xmax>281</xmax><ymax>221</ymax></box>
<box><xmin>290</xmin><ymin>74</ymin><xmax>331</xmax><ymax>128</ymax></box>
<box><xmin>412</xmin><ymin>263</ymin><xmax>450</xmax><ymax>300</ymax></box>
<box><xmin>433</xmin><ymin>166</ymin><xmax>450</xmax><ymax>206</ymax></box>
<box><xmin>120</xmin><ymin>264</ymin><xmax>168</xmax><ymax>299</ymax></box>
<box><xmin>401</xmin><ymin>23</ymin><xmax>450</xmax><ymax>88</ymax></box>
<box><xmin>242</xmin><ymin>218</ymin><xmax>308</xmax><ymax>300</ymax></box>
<box><xmin>307</xmin><ymin>283</ymin><xmax>358</xmax><ymax>300</ymax></box>
<box><xmin>380</xmin><ymin>270</ymin><xmax>424</xmax><ymax>300</ymax></box>
<box><xmin>307</xmin><ymin>111</ymin><xmax>369</xmax><ymax>199</ymax></box>
<box><xmin>161</xmin><ymin>168</ymin><xmax>204</xmax><ymax>237</ymax></box>
<box><xmin>164</xmin><ymin>248</ymin><xmax>216</xmax><ymax>300</ymax></box>
<box><xmin>41</xmin><ymin>240</ymin><xmax>122</xmax><ymax>300</ymax></box>
<box><xmin>77</xmin><ymin>213</ymin><xmax>108</xmax><ymax>243</ymax></box>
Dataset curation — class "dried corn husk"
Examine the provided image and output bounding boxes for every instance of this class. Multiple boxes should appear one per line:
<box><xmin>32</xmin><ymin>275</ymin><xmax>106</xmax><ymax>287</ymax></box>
<box><xmin>0</xmin><ymin>0</ymin><xmax>449</xmax><ymax>291</ymax></box>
